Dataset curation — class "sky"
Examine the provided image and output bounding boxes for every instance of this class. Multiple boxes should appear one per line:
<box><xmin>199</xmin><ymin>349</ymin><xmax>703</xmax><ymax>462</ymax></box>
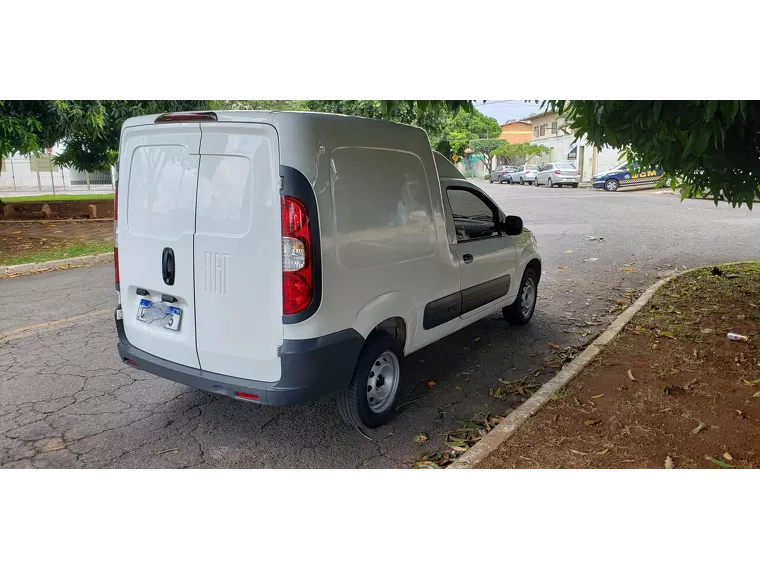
<box><xmin>473</xmin><ymin>100</ymin><xmax>542</xmax><ymax>124</ymax></box>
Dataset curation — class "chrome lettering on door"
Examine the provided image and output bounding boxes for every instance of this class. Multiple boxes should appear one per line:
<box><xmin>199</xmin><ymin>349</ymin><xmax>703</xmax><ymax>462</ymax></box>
<box><xmin>204</xmin><ymin>252</ymin><xmax>229</xmax><ymax>296</ymax></box>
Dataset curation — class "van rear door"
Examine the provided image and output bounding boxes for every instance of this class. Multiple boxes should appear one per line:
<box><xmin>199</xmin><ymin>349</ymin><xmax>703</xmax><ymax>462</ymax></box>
<box><xmin>194</xmin><ymin>122</ymin><xmax>283</xmax><ymax>382</ymax></box>
<box><xmin>119</xmin><ymin>123</ymin><xmax>202</xmax><ymax>368</ymax></box>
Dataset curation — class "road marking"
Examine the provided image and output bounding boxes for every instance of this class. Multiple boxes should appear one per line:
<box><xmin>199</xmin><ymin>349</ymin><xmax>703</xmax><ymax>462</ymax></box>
<box><xmin>0</xmin><ymin>309</ymin><xmax>112</xmax><ymax>343</ymax></box>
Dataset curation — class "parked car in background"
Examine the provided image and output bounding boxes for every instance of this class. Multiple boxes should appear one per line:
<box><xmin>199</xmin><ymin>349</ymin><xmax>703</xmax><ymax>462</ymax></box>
<box><xmin>509</xmin><ymin>164</ymin><xmax>539</xmax><ymax>185</ymax></box>
<box><xmin>489</xmin><ymin>165</ymin><xmax>517</xmax><ymax>184</ymax></box>
<box><xmin>592</xmin><ymin>162</ymin><xmax>666</xmax><ymax>191</ymax></box>
<box><xmin>535</xmin><ymin>162</ymin><xmax>579</xmax><ymax>188</ymax></box>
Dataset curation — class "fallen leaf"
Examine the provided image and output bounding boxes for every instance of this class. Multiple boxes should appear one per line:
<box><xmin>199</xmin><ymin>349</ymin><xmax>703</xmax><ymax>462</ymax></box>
<box><xmin>627</xmin><ymin>369</ymin><xmax>638</xmax><ymax>381</ymax></box>
<box><xmin>753</xmin><ymin>391</ymin><xmax>760</xmax><ymax>398</ymax></box>
<box><xmin>455</xmin><ymin>385</ymin><xmax>461</xmax><ymax>390</ymax></box>
<box><xmin>427</xmin><ymin>381</ymin><xmax>436</xmax><ymax>388</ymax></box>
<box><xmin>701</xmin><ymin>328</ymin><xmax>715</xmax><ymax>334</ymax></box>
<box><xmin>658</xmin><ymin>331</ymin><xmax>676</xmax><ymax>339</ymax></box>
<box><xmin>665</xmin><ymin>456</ymin><xmax>674</xmax><ymax>469</ymax></box>
<box><xmin>723</xmin><ymin>452</ymin><xmax>733</xmax><ymax>461</ymax></box>
<box><xmin>597</xmin><ymin>448</ymin><xmax>610</xmax><ymax>455</ymax></box>
<box><xmin>564</xmin><ymin>250</ymin><xmax>574</xmax><ymax>254</ymax></box>
<box><xmin>472</xmin><ymin>337</ymin><xmax>480</xmax><ymax>342</ymax></box>
<box><xmin>447</xmin><ymin>445</ymin><xmax>467</xmax><ymax>453</ymax></box>
<box><xmin>692</xmin><ymin>422</ymin><xmax>706</xmax><ymax>434</ymax></box>
<box><xmin>747</xmin><ymin>379</ymin><xmax>760</xmax><ymax>385</ymax></box>
<box><xmin>582</xmin><ymin>257</ymin><xmax>599</xmax><ymax>263</ymax></box>
<box><xmin>652</xmin><ymin>343</ymin><xmax>659</xmax><ymax>350</ymax></box>
<box><xmin>569</xmin><ymin>449</ymin><xmax>588</xmax><ymax>455</ymax></box>
<box><xmin>621</xmin><ymin>267</ymin><xmax>635</xmax><ymax>273</ymax></box>
<box><xmin>558</xmin><ymin>265</ymin><xmax>569</xmax><ymax>270</ymax></box>
<box><xmin>591</xmin><ymin>394</ymin><xmax>604</xmax><ymax>399</ymax></box>
<box><xmin>584</xmin><ymin>419</ymin><xmax>601</xmax><ymax>426</ymax></box>
<box><xmin>705</xmin><ymin>455</ymin><xmax>736</xmax><ymax>468</ymax></box>
<box><xmin>548</xmin><ymin>343</ymin><xmax>561</xmax><ymax>350</ymax></box>
<box><xmin>413</xmin><ymin>434</ymin><xmax>428</xmax><ymax>444</ymax></box>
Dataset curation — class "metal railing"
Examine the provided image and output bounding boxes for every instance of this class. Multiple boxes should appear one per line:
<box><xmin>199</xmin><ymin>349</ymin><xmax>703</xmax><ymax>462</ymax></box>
<box><xmin>0</xmin><ymin>156</ymin><xmax>115</xmax><ymax>196</ymax></box>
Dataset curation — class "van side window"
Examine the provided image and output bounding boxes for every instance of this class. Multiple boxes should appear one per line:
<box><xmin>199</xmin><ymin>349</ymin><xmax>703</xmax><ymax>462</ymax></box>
<box><xmin>447</xmin><ymin>188</ymin><xmax>499</xmax><ymax>242</ymax></box>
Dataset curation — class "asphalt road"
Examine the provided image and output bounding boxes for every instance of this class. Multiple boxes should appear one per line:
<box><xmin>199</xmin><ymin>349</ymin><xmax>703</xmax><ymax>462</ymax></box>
<box><xmin>2</xmin><ymin>184</ymin><xmax>759</xmax><ymax>468</ymax></box>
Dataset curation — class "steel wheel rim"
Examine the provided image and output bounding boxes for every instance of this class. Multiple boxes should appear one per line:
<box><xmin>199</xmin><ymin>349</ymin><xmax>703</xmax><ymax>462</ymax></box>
<box><xmin>366</xmin><ymin>350</ymin><xmax>400</xmax><ymax>413</ymax></box>
<box><xmin>521</xmin><ymin>278</ymin><xmax>536</xmax><ymax>318</ymax></box>
<box><xmin>606</xmin><ymin>180</ymin><xmax>617</xmax><ymax>191</ymax></box>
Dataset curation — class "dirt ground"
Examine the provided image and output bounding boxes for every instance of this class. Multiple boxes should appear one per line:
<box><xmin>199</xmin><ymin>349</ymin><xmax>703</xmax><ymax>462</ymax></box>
<box><xmin>480</xmin><ymin>263</ymin><xmax>760</xmax><ymax>469</ymax></box>
<box><xmin>2</xmin><ymin>200</ymin><xmax>113</xmax><ymax>220</ymax></box>
<box><xmin>0</xmin><ymin>220</ymin><xmax>113</xmax><ymax>264</ymax></box>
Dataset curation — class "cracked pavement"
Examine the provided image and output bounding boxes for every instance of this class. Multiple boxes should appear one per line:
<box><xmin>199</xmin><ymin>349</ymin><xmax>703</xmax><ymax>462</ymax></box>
<box><xmin>2</xmin><ymin>184</ymin><xmax>759</xmax><ymax>468</ymax></box>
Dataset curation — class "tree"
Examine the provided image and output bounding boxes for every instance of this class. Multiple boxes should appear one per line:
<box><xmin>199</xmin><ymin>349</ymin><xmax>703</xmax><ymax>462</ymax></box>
<box><xmin>467</xmin><ymin>139</ymin><xmax>504</xmax><ymax>174</ymax></box>
<box><xmin>304</xmin><ymin>100</ymin><xmax>449</xmax><ymax>141</ymax></box>
<box><xmin>547</xmin><ymin>100</ymin><xmax>760</xmax><ymax>207</ymax></box>
<box><xmin>210</xmin><ymin>100</ymin><xmax>306</xmax><ymax>111</ymax></box>
<box><xmin>493</xmin><ymin>142</ymin><xmax>551</xmax><ymax>165</ymax></box>
<box><xmin>0</xmin><ymin>100</ymin><xmax>207</xmax><ymax>175</ymax></box>
<box><xmin>437</xmin><ymin>108</ymin><xmax>501</xmax><ymax>160</ymax></box>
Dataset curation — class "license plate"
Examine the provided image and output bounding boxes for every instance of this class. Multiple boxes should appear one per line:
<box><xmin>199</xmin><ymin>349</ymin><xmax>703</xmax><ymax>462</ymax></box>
<box><xmin>136</xmin><ymin>299</ymin><xmax>181</xmax><ymax>331</ymax></box>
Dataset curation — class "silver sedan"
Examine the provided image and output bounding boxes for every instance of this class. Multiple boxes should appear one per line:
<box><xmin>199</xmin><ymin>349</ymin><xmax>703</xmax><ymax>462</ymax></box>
<box><xmin>509</xmin><ymin>164</ymin><xmax>539</xmax><ymax>185</ymax></box>
<box><xmin>535</xmin><ymin>162</ymin><xmax>580</xmax><ymax>188</ymax></box>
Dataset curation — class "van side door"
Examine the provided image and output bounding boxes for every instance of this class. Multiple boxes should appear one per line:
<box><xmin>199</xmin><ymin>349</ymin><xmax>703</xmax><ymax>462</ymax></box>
<box><xmin>443</xmin><ymin>184</ymin><xmax>518</xmax><ymax>319</ymax></box>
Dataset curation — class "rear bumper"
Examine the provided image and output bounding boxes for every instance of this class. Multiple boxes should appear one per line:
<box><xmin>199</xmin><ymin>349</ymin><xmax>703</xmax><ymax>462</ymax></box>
<box><xmin>115</xmin><ymin>313</ymin><xmax>365</xmax><ymax>406</ymax></box>
<box><xmin>555</xmin><ymin>176</ymin><xmax>579</xmax><ymax>184</ymax></box>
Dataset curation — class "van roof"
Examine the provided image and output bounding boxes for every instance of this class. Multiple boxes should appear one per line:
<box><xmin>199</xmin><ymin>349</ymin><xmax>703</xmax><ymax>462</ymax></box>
<box><xmin>122</xmin><ymin>110</ymin><xmax>429</xmax><ymax>134</ymax></box>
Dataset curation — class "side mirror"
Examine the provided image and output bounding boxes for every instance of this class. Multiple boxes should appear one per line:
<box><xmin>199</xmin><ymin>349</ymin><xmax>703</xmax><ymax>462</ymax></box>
<box><xmin>503</xmin><ymin>215</ymin><xmax>523</xmax><ymax>236</ymax></box>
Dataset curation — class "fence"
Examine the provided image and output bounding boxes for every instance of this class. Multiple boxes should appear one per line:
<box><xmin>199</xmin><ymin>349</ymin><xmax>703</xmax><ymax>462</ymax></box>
<box><xmin>0</xmin><ymin>155</ymin><xmax>114</xmax><ymax>195</ymax></box>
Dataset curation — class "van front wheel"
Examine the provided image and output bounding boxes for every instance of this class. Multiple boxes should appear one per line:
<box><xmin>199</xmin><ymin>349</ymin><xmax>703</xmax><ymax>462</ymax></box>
<box><xmin>337</xmin><ymin>333</ymin><xmax>405</xmax><ymax>428</ymax></box>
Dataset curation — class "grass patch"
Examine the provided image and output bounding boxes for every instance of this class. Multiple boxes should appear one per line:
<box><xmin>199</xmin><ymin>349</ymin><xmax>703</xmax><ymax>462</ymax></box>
<box><xmin>2</xmin><ymin>193</ymin><xmax>113</xmax><ymax>203</ymax></box>
<box><xmin>0</xmin><ymin>240</ymin><xmax>112</xmax><ymax>266</ymax></box>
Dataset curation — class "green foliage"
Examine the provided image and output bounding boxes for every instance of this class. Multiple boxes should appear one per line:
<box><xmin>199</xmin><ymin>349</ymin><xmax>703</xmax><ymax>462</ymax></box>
<box><xmin>467</xmin><ymin>139</ymin><xmax>504</xmax><ymax>173</ymax></box>
<box><xmin>304</xmin><ymin>100</ymin><xmax>449</xmax><ymax>141</ymax></box>
<box><xmin>0</xmin><ymin>100</ymin><xmax>479</xmax><ymax>180</ymax></box>
<box><xmin>547</xmin><ymin>100</ymin><xmax>760</xmax><ymax>208</ymax></box>
<box><xmin>0</xmin><ymin>100</ymin><xmax>207</xmax><ymax>173</ymax></box>
<box><xmin>493</xmin><ymin>142</ymin><xmax>551</xmax><ymax>165</ymax></box>
<box><xmin>438</xmin><ymin>108</ymin><xmax>501</xmax><ymax>159</ymax></box>
<box><xmin>210</xmin><ymin>100</ymin><xmax>307</xmax><ymax>111</ymax></box>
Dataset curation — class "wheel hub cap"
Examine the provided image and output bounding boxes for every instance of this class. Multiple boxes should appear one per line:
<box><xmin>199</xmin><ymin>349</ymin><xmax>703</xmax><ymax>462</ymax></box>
<box><xmin>366</xmin><ymin>351</ymin><xmax>400</xmax><ymax>414</ymax></box>
<box><xmin>521</xmin><ymin>279</ymin><xmax>536</xmax><ymax>318</ymax></box>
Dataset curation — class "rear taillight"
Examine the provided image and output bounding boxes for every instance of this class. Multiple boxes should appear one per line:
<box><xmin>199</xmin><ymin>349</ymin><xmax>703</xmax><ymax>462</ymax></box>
<box><xmin>281</xmin><ymin>196</ymin><xmax>313</xmax><ymax>315</ymax></box>
<box><xmin>554</xmin><ymin>169</ymin><xmax>561</xmax><ymax>175</ymax></box>
<box><xmin>114</xmin><ymin>181</ymin><xmax>120</xmax><ymax>288</ymax></box>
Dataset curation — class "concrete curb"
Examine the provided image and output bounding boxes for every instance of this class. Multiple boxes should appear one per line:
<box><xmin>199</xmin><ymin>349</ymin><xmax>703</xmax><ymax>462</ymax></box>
<box><xmin>449</xmin><ymin>274</ymin><xmax>675</xmax><ymax>469</ymax></box>
<box><xmin>0</xmin><ymin>252</ymin><xmax>113</xmax><ymax>277</ymax></box>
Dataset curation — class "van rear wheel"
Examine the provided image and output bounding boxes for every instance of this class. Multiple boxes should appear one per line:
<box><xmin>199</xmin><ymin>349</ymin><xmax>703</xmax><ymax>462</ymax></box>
<box><xmin>337</xmin><ymin>333</ymin><xmax>405</xmax><ymax>428</ymax></box>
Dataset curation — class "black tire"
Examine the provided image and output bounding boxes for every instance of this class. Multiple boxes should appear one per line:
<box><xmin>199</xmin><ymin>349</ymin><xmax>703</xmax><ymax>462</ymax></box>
<box><xmin>535</xmin><ymin>178</ymin><xmax>541</xmax><ymax>187</ymax></box>
<box><xmin>572</xmin><ymin>183</ymin><xmax>578</xmax><ymax>188</ymax></box>
<box><xmin>520</xmin><ymin>177</ymin><xmax>526</xmax><ymax>185</ymax></box>
<box><xmin>499</xmin><ymin>179</ymin><xmax>503</xmax><ymax>184</ymax></box>
<box><xmin>489</xmin><ymin>178</ymin><xmax>493</xmax><ymax>184</ymax></box>
<box><xmin>503</xmin><ymin>268</ymin><xmax>538</xmax><ymax>325</ymax></box>
<box><xmin>548</xmin><ymin>178</ymin><xmax>554</xmax><ymax>188</ymax></box>
<box><xmin>604</xmin><ymin>178</ymin><xmax>620</xmax><ymax>192</ymax></box>
<box><xmin>337</xmin><ymin>333</ymin><xmax>405</xmax><ymax>429</ymax></box>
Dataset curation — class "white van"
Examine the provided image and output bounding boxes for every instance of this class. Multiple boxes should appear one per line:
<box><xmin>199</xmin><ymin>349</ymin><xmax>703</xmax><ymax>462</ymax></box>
<box><xmin>115</xmin><ymin>110</ymin><xmax>542</xmax><ymax>428</ymax></box>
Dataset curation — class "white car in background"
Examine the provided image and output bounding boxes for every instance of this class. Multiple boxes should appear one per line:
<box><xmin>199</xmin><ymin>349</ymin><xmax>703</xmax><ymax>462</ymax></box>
<box><xmin>508</xmin><ymin>164</ymin><xmax>539</xmax><ymax>185</ymax></box>
<box><xmin>535</xmin><ymin>162</ymin><xmax>580</xmax><ymax>188</ymax></box>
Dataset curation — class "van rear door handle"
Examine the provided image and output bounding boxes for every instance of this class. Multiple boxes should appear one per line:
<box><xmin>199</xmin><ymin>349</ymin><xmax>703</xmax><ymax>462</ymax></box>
<box><xmin>463</xmin><ymin>254</ymin><xmax>474</xmax><ymax>264</ymax></box>
<box><xmin>162</xmin><ymin>248</ymin><xmax>175</xmax><ymax>286</ymax></box>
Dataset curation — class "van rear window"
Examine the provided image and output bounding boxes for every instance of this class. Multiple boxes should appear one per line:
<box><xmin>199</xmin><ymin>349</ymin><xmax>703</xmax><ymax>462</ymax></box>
<box><xmin>331</xmin><ymin>147</ymin><xmax>435</xmax><ymax>269</ymax></box>
<box><xmin>126</xmin><ymin>146</ymin><xmax>198</xmax><ymax>239</ymax></box>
